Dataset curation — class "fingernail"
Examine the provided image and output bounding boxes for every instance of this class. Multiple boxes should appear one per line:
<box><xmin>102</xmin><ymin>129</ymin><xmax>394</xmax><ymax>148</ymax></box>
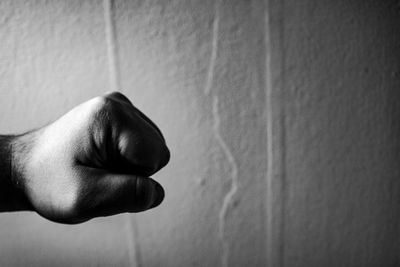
<box><xmin>150</xmin><ymin>183</ymin><xmax>164</xmax><ymax>209</ymax></box>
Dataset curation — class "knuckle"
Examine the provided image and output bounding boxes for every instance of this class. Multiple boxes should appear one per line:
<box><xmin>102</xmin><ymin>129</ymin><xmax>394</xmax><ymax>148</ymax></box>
<box><xmin>107</xmin><ymin>91</ymin><xmax>124</xmax><ymax>99</ymax></box>
<box><xmin>99</xmin><ymin>96</ymin><xmax>115</xmax><ymax>109</ymax></box>
<box><xmin>106</xmin><ymin>91</ymin><xmax>131</xmax><ymax>104</ymax></box>
<box><xmin>92</xmin><ymin>95</ymin><xmax>110</xmax><ymax>108</ymax></box>
<box><xmin>159</xmin><ymin>145</ymin><xmax>171</xmax><ymax>169</ymax></box>
<box><xmin>128</xmin><ymin>137</ymin><xmax>170</xmax><ymax>175</ymax></box>
<box><xmin>93</xmin><ymin>94</ymin><xmax>122</xmax><ymax>110</ymax></box>
<box><xmin>90</xmin><ymin>96</ymin><xmax>120</xmax><ymax>121</ymax></box>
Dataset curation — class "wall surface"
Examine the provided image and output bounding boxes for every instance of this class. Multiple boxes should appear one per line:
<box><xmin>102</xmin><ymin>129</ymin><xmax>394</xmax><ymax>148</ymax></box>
<box><xmin>267</xmin><ymin>1</ymin><xmax>400</xmax><ymax>266</ymax></box>
<box><xmin>0</xmin><ymin>0</ymin><xmax>399</xmax><ymax>267</ymax></box>
<box><xmin>0</xmin><ymin>0</ymin><xmax>267</xmax><ymax>266</ymax></box>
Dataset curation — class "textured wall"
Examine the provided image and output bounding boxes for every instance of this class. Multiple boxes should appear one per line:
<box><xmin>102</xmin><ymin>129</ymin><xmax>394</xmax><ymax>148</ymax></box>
<box><xmin>267</xmin><ymin>0</ymin><xmax>400</xmax><ymax>266</ymax></box>
<box><xmin>0</xmin><ymin>0</ymin><xmax>399</xmax><ymax>266</ymax></box>
<box><xmin>0</xmin><ymin>0</ymin><xmax>267</xmax><ymax>266</ymax></box>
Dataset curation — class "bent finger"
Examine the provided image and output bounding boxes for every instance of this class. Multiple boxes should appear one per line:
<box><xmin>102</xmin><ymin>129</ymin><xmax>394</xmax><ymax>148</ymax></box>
<box><xmin>80</xmin><ymin>170</ymin><xmax>164</xmax><ymax>219</ymax></box>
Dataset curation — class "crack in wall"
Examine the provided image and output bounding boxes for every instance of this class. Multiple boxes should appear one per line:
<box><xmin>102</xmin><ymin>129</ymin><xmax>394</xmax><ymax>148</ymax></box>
<box><xmin>103</xmin><ymin>0</ymin><xmax>121</xmax><ymax>92</ymax></box>
<box><xmin>213</xmin><ymin>97</ymin><xmax>239</xmax><ymax>267</ymax></box>
<box><xmin>265</xmin><ymin>0</ymin><xmax>286</xmax><ymax>266</ymax></box>
<box><xmin>103</xmin><ymin>0</ymin><xmax>141</xmax><ymax>266</ymax></box>
<box><xmin>203</xmin><ymin>2</ymin><xmax>239</xmax><ymax>266</ymax></box>
<box><xmin>203</xmin><ymin>0</ymin><xmax>220</xmax><ymax>97</ymax></box>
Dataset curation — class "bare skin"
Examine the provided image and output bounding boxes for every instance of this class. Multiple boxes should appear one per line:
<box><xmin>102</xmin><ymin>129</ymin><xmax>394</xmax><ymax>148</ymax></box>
<box><xmin>0</xmin><ymin>92</ymin><xmax>170</xmax><ymax>224</ymax></box>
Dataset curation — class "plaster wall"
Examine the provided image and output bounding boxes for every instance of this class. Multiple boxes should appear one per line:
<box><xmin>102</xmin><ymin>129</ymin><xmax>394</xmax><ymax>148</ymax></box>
<box><xmin>0</xmin><ymin>1</ymin><xmax>398</xmax><ymax>266</ymax></box>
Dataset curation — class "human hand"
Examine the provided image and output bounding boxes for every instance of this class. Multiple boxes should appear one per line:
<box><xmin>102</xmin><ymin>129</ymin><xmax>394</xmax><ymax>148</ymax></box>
<box><xmin>12</xmin><ymin>92</ymin><xmax>170</xmax><ymax>224</ymax></box>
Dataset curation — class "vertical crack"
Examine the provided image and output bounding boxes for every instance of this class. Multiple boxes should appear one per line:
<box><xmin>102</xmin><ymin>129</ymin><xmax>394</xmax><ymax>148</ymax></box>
<box><xmin>103</xmin><ymin>0</ymin><xmax>141</xmax><ymax>266</ymax></box>
<box><xmin>265</xmin><ymin>0</ymin><xmax>286</xmax><ymax>266</ymax></box>
<box><xmin>203</xmin><ymin>1</ymin><xmax>239</xmax><ymax>266</ymax></box>
<box><xmin>127</xmin><ymin>216</ymin><xmax>143</xmax><ymax>267</ymax></box>
<box><xmin>213</xmin><ymin>97</ymin><xmax>239</xmax><ymax>267</ymax></box>
<box><xmin>103</xmin><ymin>0</ymin><xmax>121</xmax><ymax>92</ymax></box>
<box><xmin>203</xmin><ymin>0</ymin><xmax>220</xmax><ymax>97</ymax></box>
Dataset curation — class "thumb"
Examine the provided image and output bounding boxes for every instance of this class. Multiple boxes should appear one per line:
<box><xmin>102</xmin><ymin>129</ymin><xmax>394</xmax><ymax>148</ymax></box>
<box><xmin>80</xmin><ymin>169</ymin><xmax>165</xmax><ymax>219</ymax></box>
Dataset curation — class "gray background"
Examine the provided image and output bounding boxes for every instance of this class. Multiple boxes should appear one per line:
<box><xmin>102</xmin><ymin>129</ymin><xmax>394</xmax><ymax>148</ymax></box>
<box><xmin>0</xmin><ymin>0</ymin><xmax>399</xmax><ymax>266</ymax></box>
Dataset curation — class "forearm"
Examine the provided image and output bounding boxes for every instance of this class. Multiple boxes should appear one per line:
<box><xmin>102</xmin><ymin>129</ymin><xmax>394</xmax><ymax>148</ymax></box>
<box><xmin>0</xmin><ymin>135</ymin><xmax>31</xmax><ymax>211</ymax></box>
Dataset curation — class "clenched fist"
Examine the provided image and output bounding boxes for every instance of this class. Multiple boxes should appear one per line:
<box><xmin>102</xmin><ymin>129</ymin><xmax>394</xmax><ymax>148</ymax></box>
<box><xmin>4</xmin><ymin>92</ymin><xmax>170</xmax><ymax>224</ymax></box>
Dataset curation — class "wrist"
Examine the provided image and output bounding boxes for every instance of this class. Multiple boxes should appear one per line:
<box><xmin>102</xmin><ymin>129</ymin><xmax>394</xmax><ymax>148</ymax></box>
<box><xmin>0</xmin><ymin>134</ymin><xmax>33</xmax><ymax>211</ymax></box>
